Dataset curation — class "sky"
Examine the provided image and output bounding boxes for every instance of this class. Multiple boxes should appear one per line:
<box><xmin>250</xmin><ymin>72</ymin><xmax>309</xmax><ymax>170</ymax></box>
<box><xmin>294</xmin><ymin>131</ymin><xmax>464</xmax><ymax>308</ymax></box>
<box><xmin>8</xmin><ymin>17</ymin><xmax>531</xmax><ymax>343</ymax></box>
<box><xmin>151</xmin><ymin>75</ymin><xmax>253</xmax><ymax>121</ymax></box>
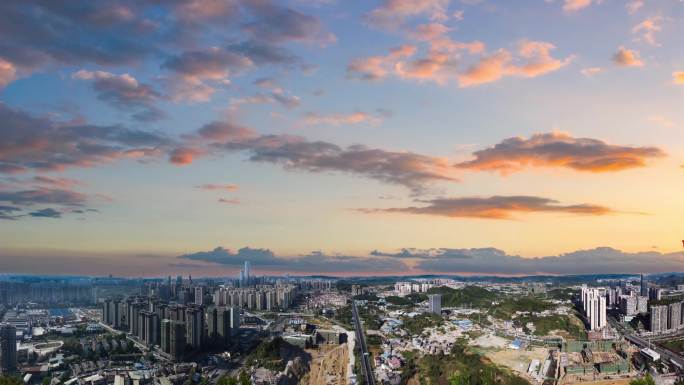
<box><xmin>1</xmin><ymin>0</ymin><xmax>684</xmax><ymax>277</ymax></box>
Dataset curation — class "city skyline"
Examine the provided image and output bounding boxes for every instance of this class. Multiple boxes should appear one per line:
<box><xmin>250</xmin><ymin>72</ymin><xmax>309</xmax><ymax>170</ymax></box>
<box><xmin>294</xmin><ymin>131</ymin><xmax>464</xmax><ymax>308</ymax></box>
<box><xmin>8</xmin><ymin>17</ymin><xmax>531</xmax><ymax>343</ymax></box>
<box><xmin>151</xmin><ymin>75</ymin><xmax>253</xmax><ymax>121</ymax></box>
<box><xmin>1</xmin><ymin>0</ymin><xmax>684</xmax><ymax>277</ymax></box>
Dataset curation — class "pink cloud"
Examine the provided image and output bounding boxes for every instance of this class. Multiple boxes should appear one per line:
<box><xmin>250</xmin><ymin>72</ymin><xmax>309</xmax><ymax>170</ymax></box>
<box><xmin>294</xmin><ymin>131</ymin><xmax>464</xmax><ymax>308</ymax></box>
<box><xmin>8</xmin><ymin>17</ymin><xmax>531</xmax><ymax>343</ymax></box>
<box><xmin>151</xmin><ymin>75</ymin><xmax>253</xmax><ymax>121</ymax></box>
<box><xmin>366</xmin><ymin>0</ymin><xmax>450</xmax><ymax>28</ymax></box>
<box><xmin>169</xmin><ymin>147</ymin><xmax>203</xmax><ymax>165</ymax></box>
<box><xmin>196</xmin><ymin>184</ymin><xmax>239</xmax><ymax>192</ymax></box>
<box><xmin>626</xmin><ymin>1</ymin><xmax>644</xmax><ymax>15</ymax></box>
<box><xmin>350</xmin><ymin>39</ymin><xmax>569</xmax><ymax>87</ymax></box>
<box><xmin>410</xmin><ymin>23</ymin><xmax>451</xmax><ymax>41</ymax></box>
<box><xmin>0</xmin><ymin>58</ymin><xmax>17</xmax><ymax>88</ymax></box>
<box><xmin>632</xmin><ymin>17</ymin><xmax>663</xmax><ymax>46</ymax></box>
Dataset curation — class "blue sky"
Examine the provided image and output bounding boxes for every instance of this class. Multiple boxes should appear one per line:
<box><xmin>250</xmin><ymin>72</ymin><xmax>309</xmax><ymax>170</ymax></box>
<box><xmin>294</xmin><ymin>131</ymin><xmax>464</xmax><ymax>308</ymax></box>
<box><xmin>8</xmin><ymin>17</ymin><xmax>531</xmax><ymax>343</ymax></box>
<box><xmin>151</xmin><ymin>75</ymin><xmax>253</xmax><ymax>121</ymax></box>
<box><xmin>1</xmin><ymin>0</ymin><xmax>683</xmax><ymax>276</ymax></box>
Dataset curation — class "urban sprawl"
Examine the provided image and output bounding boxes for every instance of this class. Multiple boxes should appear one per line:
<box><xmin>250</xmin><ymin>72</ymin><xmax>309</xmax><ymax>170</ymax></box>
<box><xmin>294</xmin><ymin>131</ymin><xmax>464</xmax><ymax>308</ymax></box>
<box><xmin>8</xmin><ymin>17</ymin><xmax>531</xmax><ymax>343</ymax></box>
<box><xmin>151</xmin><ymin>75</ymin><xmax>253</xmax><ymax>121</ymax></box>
<box><xmin>2</xmin><ymin>268</ymin><xmax>684</xmax><ymax>385</ymax></box>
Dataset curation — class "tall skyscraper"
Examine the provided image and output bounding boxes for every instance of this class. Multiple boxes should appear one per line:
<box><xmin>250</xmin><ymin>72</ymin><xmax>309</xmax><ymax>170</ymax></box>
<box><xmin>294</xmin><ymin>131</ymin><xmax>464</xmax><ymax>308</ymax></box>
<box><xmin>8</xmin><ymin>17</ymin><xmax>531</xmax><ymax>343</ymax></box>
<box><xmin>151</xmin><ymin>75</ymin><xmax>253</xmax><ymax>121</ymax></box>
<box><xmin>428</xmin><ymin>294</ymin><xmax>441</xmax><ymax>315</ymax></box>
<box><xmin>244</xmin><ymin>261</ymin><xmax>251</xmax><ymax>285</ymax></box>
<box><xmin>640</xmin><ymin>274</ymin><xmax>648</xmax><ymax>297</ymax></box>
<box><xmin>0</xmin><ymin>324</ymin><xmax>17</xmax><ymax>374</ymax></box>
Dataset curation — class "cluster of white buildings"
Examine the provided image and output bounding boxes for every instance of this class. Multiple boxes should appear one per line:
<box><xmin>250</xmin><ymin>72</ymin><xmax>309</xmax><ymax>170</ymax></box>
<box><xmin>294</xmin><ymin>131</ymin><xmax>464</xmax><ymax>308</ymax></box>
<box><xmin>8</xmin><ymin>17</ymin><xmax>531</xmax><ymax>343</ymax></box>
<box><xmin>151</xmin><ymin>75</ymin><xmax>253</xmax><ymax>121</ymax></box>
<box><xmin>212</xmin><ymin>285</ymin><xmax>297</xmax><ymax>311</ymax></box>
<box><xmin>394</xmin><ymin>282</ymin><xmax>433</xmax><ymax>295</ymax></box>
<box><xmin>580</xmin><ymin>286</ymin><xmax>606</xmax><ymax>330</ymax></box>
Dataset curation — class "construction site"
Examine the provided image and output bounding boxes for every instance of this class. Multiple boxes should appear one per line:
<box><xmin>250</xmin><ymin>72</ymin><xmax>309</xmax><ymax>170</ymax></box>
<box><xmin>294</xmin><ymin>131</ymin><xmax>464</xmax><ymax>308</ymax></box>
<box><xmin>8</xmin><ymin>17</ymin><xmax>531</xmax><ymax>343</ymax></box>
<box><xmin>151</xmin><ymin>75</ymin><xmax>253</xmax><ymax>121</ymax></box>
<box><xmin>546</xmin><ymin>341</ymin><xmax>633</xmax><ymax>384</ymax></box>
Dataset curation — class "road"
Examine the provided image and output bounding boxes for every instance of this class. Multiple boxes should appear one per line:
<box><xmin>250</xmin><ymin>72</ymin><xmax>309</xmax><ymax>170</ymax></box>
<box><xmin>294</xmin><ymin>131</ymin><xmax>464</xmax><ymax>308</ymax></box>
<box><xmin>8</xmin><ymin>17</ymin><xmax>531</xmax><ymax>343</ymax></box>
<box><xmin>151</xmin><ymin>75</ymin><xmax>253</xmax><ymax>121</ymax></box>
<box><xmin>352</xmin><ymin>300</ymin><xmax>375</xmax><ymax>385</ymax></box>
<box><xmin>625</xmin><ymin>333</ymin><xmax>684</xmax><ymax>368</ymax></box>
<box><xmin>609</xmin><ymin>316</ymin><xmax>684</xmax><ymax>368</ymax></box>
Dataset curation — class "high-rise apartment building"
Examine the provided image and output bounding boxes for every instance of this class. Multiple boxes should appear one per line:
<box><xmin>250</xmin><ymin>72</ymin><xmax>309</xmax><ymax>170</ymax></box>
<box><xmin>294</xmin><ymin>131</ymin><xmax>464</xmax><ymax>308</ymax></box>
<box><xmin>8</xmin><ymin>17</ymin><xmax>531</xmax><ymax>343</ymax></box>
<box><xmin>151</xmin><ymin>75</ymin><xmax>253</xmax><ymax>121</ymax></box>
<box><xmin>669</xmin><ymin>302</ymin><xmax>682</xmax><ymax>330</ymax></box>
<box><xmin>194</xmin><ymin>286</ymin><xmax>204</xmax><ymax>306</ymax></box>
<box><xmin>0</xmin><ymin>324</ymin><xmax>17</xmax><ymax>374</ymax></box>
<box><xmin>636</xmin><ymin>296</ymin><xmax>649</xmax><ymax>314</ymax></box>
<box><xmin>428</xmin><ymin>294</ymin><xmax>441</xmax><ymax>315</ymax></box>
<box><xmin>185</xmin><ymin>306</ymin><xmax>204</xmax><ymax>350</ymax></box>
<box><xmin>581</xmin><ymin>287</ymin><xmax>606</xmax><ymax>330</ymax></box>
<box><xmin>649</xmin><ymin>287</ymin><xmax>663</xmax><ymax>302</ymax></box>
<box><xmin>229</xmin><ymin>306</ymin><xmax>240</xmax><ymax>337</ymax></box>
<box><xmin>650</xmin><ymin>305</ymin><xmax>669</xmax><ymax>333</ymax></box>
<box><xmin>161</xmin><ymin>320</ymin><xmax>185</xmax><ymax>361</ymax></box>
<box><xmin>619</xmin><ymin>295</ymin><xmax>637</xmax><ymax>316</ymax></box>
<box><xmin>139</xmin><ymin>311</ymin><xmax>159</xmax><ymax>346</ymax></box>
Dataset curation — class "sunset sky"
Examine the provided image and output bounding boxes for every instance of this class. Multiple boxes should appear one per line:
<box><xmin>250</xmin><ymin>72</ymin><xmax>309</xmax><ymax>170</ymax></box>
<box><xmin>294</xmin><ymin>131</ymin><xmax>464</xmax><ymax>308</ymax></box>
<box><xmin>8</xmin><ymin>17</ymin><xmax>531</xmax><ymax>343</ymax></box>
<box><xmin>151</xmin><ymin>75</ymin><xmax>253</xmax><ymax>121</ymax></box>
<box><xmin>1</xmin><ymin>0</ymin><xmax>684</xmax><ymax>277</ymax></box>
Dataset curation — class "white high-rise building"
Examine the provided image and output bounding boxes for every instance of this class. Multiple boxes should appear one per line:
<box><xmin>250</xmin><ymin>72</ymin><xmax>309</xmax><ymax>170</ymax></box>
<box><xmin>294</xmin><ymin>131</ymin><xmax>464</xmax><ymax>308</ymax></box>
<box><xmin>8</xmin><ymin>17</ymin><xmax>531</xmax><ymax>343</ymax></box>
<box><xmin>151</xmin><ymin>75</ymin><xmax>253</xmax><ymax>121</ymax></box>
<box><xmin>581</xmin><ymin>287</ymin><xmax>606</xmax><ymax>330</ymax></box>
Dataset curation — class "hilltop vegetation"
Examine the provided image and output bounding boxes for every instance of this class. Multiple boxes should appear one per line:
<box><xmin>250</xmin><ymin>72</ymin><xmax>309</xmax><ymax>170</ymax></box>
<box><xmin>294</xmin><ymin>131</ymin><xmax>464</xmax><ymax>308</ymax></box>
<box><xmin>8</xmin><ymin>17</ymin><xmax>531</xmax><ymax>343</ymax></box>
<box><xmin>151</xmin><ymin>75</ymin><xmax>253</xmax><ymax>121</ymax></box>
<box><xmin>245</xmin><ymin>337</ymin><xmax>309</xmax><ymax>372</ymax></box>
<box><xmin>517</xmin><ymin>314</ymin><xmax>586</xmax><ymax>339</ymax></box>
<box><xmin>489</xmin><ymin>296</ymin><xmax>554</xmax><ymax>319</ymax></box>
<box><xmin>401</xmin><ymin>314</ymin><xmax>443</xmax><ymax>335</ymax></box>
<box><xmin>426</xmin><ymin>286</ymin><xmax>496</xmax><ymax>308</ymax></box>
<box><xmin>385</xmin><ymin>293</ymin><xmax>427</xmax><ymax>306</ymax></box>
<box><xmin>547</xmin><ymin>288</ymin><xmax>576</xmax><ymax>301</ymax></box>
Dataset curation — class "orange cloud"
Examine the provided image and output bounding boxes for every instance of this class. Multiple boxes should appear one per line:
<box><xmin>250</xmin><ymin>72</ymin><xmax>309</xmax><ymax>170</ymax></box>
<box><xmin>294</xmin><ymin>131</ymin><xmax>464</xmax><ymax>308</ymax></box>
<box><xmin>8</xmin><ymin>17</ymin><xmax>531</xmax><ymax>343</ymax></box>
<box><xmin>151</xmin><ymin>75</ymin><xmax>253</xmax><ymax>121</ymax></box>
<box><xmin>458</xmin><ymin>49</ymin><xmax>511</xmax><ymax>87</ymax></box>
<box><xmin>458</xmin><ymin>41</ymin><xmax>571</xmax><ymax>87</ymax></box>
<box><xmin>563</xmin><ymin>0</ymin><xmax>592</xmax><ymax>12</ymax></box>
<box><xmin>362</xmin><ymin>195</ymin><xmax>613</xmax><ymax>220</ymax></box>
<box><xmin>512</xmin><ymin>40</ymin><xmax>573</xmax><ymax>77</ymax></box>
<box><xmin>303</xmin><ymin>111</ymin><xmax>383</xmax><ymax>126</ymax></box>
<box><xmin>612</xmin><ymin>47</ymin><xmax>644</xmax><ymax>67</ymax></box>
<box><xmin>455</xmin><ymin>132</ymin><xmax>665</xmax><ymax>174</ymax></box>
<box><xmin>346</xmin><ymin>44</ymin><xmax>417</xmax><ymax>80</ymax></box>
<box><xmin>673</xmin><ymin>71</ymin><xmax>684</xmax><ymax>85</ymax></box>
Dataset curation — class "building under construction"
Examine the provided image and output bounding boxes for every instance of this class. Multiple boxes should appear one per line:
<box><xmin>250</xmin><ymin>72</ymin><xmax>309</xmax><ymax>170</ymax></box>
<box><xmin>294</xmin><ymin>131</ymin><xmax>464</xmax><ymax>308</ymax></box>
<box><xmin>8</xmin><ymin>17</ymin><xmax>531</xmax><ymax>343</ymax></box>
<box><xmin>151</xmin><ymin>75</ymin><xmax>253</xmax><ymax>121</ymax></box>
<box><xmin>557</xmin><ymin>340</ymin><xmax>631</xmax><ymax>382</ymax></box>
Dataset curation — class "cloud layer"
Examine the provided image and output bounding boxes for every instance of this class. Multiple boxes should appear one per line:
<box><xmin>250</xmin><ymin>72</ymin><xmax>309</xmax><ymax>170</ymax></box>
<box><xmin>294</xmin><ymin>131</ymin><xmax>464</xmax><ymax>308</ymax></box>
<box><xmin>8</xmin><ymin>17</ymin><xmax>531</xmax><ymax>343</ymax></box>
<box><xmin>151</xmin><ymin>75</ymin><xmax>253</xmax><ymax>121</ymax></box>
<box><xmin>180</xmin><ymin>246</ymin><xmax>405</xmax><ymax>273</ymax></box>
<box><xmin>378</xmin><ymin>247</ymin><xmax>684</xmax><ymax>275</ymax></box>
<box><xmin>175</xmin><ymin>121</ymin><xmax>458</xmax><ymax>192</ymax></box>
<box><xmin>361</xmin><ymin>195</ymin><xmax>612</xmax><ymax>219</ymax></box>
<box><xmin>455</xmin><ymin>132</ymin><xmax>664</xmax><ymax>174</ymax></box>
<box><xmin>0</xmin><ymin>103</ymin><xmax>170</xmax><ymax>174</ymax></box>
